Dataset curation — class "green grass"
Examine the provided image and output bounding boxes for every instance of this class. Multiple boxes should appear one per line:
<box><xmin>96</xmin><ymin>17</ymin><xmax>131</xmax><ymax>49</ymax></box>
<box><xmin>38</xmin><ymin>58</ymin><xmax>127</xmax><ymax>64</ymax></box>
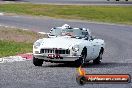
<box><xmin>0</xmin><ymin>4</ymin><xmax>132</xmax><ymax>24</ymax></box>
<box><xmin>0</xmin><ymin>40</ymin><xmax>32</xmax><ymax>57</ymax></box>
<box><xmin>0</xmin><ymin>26</ymin><xmax>46</xmax><ymax>57</ymax></box>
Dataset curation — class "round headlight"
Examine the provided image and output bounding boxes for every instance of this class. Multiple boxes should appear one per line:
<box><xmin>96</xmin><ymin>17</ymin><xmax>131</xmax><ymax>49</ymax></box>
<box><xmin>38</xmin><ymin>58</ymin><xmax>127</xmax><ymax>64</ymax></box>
<box><xmin>72</xmin><ymin>45</ymin><xmax>79</xmax><ymax>52</ymax></box>
<box><xmin>34</xmin><ymin>42</ymin><xmax>41</xmax><ymax>49</ymax></box>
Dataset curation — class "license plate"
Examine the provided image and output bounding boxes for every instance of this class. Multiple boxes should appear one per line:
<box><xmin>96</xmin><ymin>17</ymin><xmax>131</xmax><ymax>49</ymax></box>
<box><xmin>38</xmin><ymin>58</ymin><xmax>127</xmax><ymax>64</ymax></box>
<box><xmin>48</xmin><ymin>54</ymin><xmax>61</xmax><ymax>59</ymax></box>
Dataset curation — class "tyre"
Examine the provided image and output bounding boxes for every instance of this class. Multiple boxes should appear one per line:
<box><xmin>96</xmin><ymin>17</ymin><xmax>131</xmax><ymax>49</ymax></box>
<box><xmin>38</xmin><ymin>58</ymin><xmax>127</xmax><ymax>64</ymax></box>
<box><xmin>93</xmin><ymin>51</ymin><xmax>103</xmax><ymax>64</ymax></box>
<box><xmin>75</xmin><ymin>48</ymin><xmax>87</xmax><ymax>67</ymax></box>
<box><xmin>33</xmin><ymin>57</ymin><xmax>43</xmax><ymax>66</ymax></box>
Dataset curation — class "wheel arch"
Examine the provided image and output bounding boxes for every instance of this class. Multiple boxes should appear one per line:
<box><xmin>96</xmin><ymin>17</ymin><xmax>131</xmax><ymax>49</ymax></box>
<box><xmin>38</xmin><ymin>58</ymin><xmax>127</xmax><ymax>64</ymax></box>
<box><xmin>81</xmin><ymin>47</ymin><xmax>87</xmax><ymax>56</ymax></box>
<box><xmin>100</xmin><ymin>47</ymin><xmax>104</xmax><ymax>54</ymax></box>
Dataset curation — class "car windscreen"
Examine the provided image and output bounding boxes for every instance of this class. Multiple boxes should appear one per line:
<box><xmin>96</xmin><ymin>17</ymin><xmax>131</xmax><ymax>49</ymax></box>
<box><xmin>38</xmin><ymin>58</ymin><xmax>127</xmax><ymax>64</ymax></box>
<box><xmin>49</xmin><ymin>28</ymin><xmax>89</xmax><ymax>38</ymax></box>
<box><xmin>49</xmin><ymin>28</ymin><xmax>62</xmax><ymax>36</ymax></box>
<box><xmin>61</xmin><ymin>29</ymin><xmax>89</xmax><ymax>38</ymax></box>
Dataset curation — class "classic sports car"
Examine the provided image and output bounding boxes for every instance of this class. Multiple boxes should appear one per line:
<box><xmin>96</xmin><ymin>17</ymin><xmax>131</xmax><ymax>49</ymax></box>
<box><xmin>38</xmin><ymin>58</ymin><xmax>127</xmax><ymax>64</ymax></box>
<box><xmin>33</xmin><ymin>24</ymin><xmax>105</xmax><ymax>66</ymax></box>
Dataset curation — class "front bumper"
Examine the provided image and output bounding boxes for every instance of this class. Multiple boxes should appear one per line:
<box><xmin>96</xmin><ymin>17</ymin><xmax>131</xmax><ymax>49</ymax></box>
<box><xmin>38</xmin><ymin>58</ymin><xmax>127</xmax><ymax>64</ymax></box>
<box><xmin>33</xmin><ymin>54</ymin><xmax>80</xmax><ymax>62</ymax></box>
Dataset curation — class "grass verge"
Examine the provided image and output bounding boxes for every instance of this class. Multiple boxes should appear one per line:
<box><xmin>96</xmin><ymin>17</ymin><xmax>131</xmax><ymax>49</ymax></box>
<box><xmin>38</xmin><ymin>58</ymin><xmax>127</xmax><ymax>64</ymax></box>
<box><xmin>0</xmin><ymin>26</ymin><xmax>46</xmax><ymax>57</ymax></box>
<box><xmin>0</xmin><ymin>40</ymin><xmax>32</xmax><ymax>58</ymax></box>
<box><xmin>0</xmin><ymin>4</ymin><xmax>132</xmax><ymax>24</ymax></box>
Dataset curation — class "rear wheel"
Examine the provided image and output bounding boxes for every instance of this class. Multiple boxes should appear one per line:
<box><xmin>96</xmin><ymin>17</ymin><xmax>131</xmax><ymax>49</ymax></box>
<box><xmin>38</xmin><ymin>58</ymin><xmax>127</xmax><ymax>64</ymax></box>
<box><xmin>93</xmin><ymin>51</ymin><xmax>103</xmax><ymax>64</ymax></box>
<box><xmin>33</xmin><ymin>57</ymin><xmax>43</xmax><ymax>66</ymax></box>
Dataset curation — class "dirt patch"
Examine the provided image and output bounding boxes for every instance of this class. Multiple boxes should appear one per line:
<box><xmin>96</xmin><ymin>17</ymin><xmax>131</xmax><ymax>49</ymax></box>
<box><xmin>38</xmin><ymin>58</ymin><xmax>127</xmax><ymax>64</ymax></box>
<box><xmin>0</xmin><ymin>26</ymin><xmax>47</xmax><ymax>43</ymax></box>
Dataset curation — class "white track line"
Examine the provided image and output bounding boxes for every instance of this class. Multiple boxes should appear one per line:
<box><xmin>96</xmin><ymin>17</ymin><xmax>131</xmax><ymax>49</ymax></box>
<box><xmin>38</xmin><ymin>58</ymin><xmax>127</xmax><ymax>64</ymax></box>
<box><xmin>0</xmin><ymin>56</ymin><xmax>27</xmax><ymax>63</ymax></box>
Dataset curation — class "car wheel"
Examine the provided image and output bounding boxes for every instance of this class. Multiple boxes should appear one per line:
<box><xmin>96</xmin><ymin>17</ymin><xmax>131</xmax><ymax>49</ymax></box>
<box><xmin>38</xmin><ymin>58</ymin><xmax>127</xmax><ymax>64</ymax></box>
<box><xmin>33</xmin><ymin>56</ymin><xmax>43</xmax><ymax>66</ymax></box>
<box><xmin>93</xmin><ymin>51</ymin><xmax>103</xmax><ymax>64</ymax></box>
<box><xmin>75</xmin><ymin>48</ymin><xmax>87</xmax><ymax>67</ymax></box>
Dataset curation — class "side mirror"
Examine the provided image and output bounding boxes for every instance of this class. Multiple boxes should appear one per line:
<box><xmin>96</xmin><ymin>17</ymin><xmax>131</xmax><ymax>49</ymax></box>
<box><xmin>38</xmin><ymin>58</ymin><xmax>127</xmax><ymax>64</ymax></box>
<box><xmin>47</xmin><ymin>34</ymin><xmax>51</xmax><ymax>38</ymax></box>
<box><xmin>90</xmin><ymin>36</ymin><xmax>95</xmax><ymax>40</ymax></box>
<box><xmin>48</xmin><ymin>34</ymin><xmax>56</xmax><ymax>38</ymax></box>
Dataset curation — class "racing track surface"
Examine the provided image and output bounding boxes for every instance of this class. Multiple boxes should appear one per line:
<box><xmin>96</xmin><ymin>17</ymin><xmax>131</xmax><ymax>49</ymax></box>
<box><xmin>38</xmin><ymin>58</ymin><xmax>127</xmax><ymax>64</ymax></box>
<box><xmin>0</xmin><ymin>15</ymin><xmax>132</xmax><ymax>88</ymax></box>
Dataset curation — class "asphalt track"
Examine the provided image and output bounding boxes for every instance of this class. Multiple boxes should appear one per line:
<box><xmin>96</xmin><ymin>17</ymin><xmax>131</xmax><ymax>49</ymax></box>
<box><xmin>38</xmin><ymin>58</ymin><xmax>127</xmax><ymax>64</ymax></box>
<box><xmin>0</xmin><ymin>15</ymin><xmax>132</xmax><ymax>88</ymax></box>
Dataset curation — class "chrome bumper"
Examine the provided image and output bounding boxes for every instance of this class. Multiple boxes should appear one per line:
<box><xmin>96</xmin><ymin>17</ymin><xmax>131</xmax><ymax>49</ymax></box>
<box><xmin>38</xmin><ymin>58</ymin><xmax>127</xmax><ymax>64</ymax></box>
<box><xmin>33</xmin><ymin>54</ymin><xmax>80</xmax><ymax>62</ymax></box>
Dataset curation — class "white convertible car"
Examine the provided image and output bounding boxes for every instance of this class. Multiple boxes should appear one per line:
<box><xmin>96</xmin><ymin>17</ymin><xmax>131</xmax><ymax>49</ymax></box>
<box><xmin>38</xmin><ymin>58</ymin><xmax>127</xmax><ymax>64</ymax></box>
<box><xmin>33</xmin><ymin>24</ymin><xmax>105</xmax><ymax>66</ymax></box>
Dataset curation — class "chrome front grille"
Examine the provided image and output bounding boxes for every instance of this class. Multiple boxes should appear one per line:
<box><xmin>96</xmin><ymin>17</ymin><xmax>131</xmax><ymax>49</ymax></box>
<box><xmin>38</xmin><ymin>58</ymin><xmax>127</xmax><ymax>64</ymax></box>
<box><xmin>40</xmin><ymin>49</ymin><xmax>70</xmax><ymax>54</ymax></box>
<box><xmin>40</xmin><ymin>49</ymin><xmax>54</xmax><ymax>53</ymax></box>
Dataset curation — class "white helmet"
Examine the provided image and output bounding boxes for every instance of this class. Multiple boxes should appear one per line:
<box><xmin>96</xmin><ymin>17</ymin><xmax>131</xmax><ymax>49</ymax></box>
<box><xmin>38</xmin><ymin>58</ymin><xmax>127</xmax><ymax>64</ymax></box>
<box><xmin>61</xmin><ymin>24</ymin><xmax>71</xmax><ymax>29</ymax></box>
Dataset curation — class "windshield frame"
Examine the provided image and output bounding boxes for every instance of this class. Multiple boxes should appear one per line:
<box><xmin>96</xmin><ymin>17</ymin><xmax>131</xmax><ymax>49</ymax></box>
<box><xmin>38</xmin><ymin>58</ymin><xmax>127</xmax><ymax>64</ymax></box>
<box><xmin>49</xmin><ymin>27</ymin><xmax>89</xmax><ymax>39</ymax></box>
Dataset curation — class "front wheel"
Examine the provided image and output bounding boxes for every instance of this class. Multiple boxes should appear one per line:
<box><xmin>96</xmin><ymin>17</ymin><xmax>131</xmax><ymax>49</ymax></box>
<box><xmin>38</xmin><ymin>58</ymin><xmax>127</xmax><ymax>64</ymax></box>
<box><xmin>33</xmin><ymin>57</ymin><xmax>43</xmax><ymax>66</ymax></box>
<box><xmin>93</xmin><ymin>51</ymin><xmax>103</xmax><ymax>64</ymax></box>
<box><xmin>75</xmin><ymin>48</ymin><xmax>87</xmax><ymax>67</ymax></box>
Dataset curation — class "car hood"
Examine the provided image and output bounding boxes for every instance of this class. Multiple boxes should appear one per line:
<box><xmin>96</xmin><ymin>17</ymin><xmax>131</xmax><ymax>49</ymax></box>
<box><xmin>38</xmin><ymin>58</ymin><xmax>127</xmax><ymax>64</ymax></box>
<box><xmin>39</xmin><ymin>37</ymin><xmax>84</xmax><ymax>49</ymax></box>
